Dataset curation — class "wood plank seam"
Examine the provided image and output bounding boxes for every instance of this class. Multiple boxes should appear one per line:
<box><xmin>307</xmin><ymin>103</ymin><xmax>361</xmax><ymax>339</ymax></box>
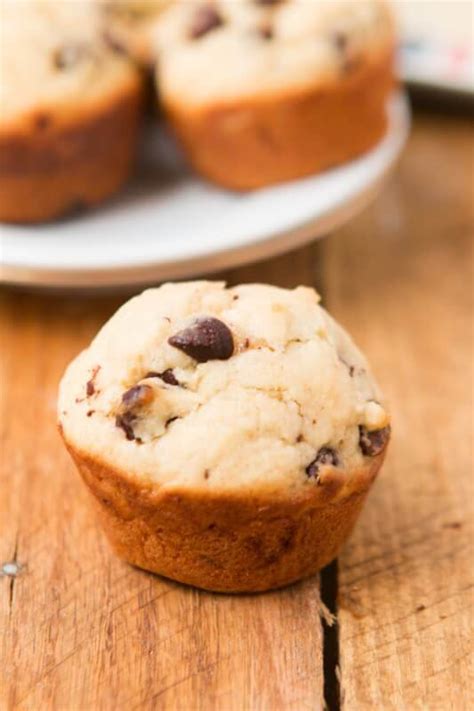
<box><xmin>320</xmin><ymin>561</ymin><xmax>341</xmax><ymax>711</ymax></box>
<box><xmin>4</xmin><ymin>533</ymin><xmax>20</xmax><ymax>621</ymax></box>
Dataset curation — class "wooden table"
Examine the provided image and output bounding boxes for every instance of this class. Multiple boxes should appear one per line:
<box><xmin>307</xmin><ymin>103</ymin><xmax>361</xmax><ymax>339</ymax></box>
<box><xmin>1</xmin><ymin>109</ymin><xmax>473</xmax><ymax>710</ymax></box>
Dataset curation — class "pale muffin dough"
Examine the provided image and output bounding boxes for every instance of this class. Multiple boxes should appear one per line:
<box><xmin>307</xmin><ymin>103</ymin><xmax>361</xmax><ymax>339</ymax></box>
<box><xmin>152</xmin><ymin>0</ymin><xmax>394</xmax><ymax>108</ymax></box>
<box><xmin>59</xmin><ymin>282</ymin><xmax>389</xmax><ymax>496</ymax></box>
<box><xmin>0</xmin><ymin>0</ymin><xmax>138</xmax><ymax>127</ymax></box>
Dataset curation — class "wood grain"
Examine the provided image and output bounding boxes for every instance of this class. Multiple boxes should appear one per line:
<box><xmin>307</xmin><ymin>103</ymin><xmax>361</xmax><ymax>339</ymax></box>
<box><xmin>321</xmin><ymin>111</ymin><xmax>474</xmax><ymax>709</ymax></box>
<box><xmin>1</xmin><ymin>110</ymin><xmax>473</xmax><ymax>710</ymax></box>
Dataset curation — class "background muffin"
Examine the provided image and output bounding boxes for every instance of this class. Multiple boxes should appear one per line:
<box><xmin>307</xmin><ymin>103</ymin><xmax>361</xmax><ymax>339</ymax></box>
<box><xmin>152</xmin><ymin>0</ymin><xmax>396</xmax><ymax>189</ymax></box>
<box><xmin>0</xmin><ymin>0</ymin><xmax>144</xmax><ymax>223</ymax></box>
<box><xmin>58</xmin><ymin>281</ymin><xmax>391</xmax><ymax>592</ymax></box>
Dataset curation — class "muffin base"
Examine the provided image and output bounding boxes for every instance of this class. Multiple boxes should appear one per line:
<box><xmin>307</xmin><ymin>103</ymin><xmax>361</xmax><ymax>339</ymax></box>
<box><xmin>162</xmin><ymin>49</ymin><xmax>395</xmax><ymax>190</ymax></box>
<box><xmin>63</xmin><ymin>437</ymin><xmax>386</xmax><ymax>593</ymax></box>
<box><xmin>0</xmin><ymin>80</ymin><xmax>143</xmax><ymax>224</ymax></box>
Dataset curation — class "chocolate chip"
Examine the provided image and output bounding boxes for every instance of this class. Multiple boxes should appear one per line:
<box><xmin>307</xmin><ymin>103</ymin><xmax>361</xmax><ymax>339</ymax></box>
<box><xmin>258</xmin><ymin>23</ymin><xmax>274</xmax><ymax>40</ymax></box>
<box><xmin>165</xmin><ymin>416</ymin><xmax>179</xmax><ymax>428</ymax></box>
<box><xmin>168</xmin><ymin>317</ymin><xmax>234</xmax><ymax>362</ymax></box>
<box><xmin>86</xmin><ymin>366</ymin><xmax>101</xmax><ymax>397</ymax></box>
<box><xmin>53</xmin><ymin>44</ymin><xmax>88</xmax><ymax>70</ymax></box>
<box><xmin>116</xmin><ymin>384</ymin><xmax>153</xmax><ymax>442</ymax></box>
<box><xmin>145</xmin><ymin>369</ymin><xmax>180</xmax><ymax>386</ymax></box>
<box><xmin>102</xmin><ymin>29</ymin><xmax>126</xmax><ymax>55</ymax></box>
<box><xmin>115</xmin><ymin>412</ymin><xmax>137</xmax><ymax>441</ymax></box>
<box><xmin>189</xmin><ymin>5</ymin><xmax>224</xmax><ymax>39</ymax></box>
<box><xmin>338</xmin><ymin>354</ymin><xmax>355</xmax><ymax>377</ymax></box>
<box><xmin>359</xmin><ymin>425</ymin><xmax>390</xmax><ymax>457</ymax></box>
<box><xmin>255</xmin><ymin>0</ymin><xmax>282</xmax><ymax>5</ymax></box>
<box><xmin>306</xmin><ymin>447</ymin><xmax>340</xmax><ymax>479</ymax></box>
<box><xmin>122</xmin><ymin>384</ymin><xmax>153</xmax><ymax>408</ymax></box>
<box><xmin>332</xmin><ymin>31</ymin><xmax>348</xmax><ymax>52</ymax></box>
<box><xmin>331</xmin><ymin>31</ymin><xmax>361</xmax><ymax>73</ymax></box>
<box><xmin>160</xmin><ymin>369</ymin><xmax>180</xmax><ymax>386</ymax></box>
<box><xmin>87</xmin><ymin>410</ymin><xmax>95</xmax><ymax>417</ymax></box>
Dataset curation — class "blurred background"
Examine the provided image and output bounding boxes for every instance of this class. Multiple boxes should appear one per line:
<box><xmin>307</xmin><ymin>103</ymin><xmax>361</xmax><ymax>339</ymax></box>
<box><xmin>396</xmin><ymin>0</ymin><xmax>473</xmax><ymax>98</ymax></box>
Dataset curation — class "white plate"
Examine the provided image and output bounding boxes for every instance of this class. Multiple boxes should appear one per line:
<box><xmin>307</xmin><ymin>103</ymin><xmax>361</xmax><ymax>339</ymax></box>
<box><xmin>0</xmin><ymin>92</ymin><xmax>410</xmax><ymax>289</ymax></box>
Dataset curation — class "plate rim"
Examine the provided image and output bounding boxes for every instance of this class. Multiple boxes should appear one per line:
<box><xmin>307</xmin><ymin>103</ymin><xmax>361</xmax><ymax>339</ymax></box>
<box><xmin>0</xmin><ymin>91</ymin><xmax>410</xmax><ymax>289</ymax></box>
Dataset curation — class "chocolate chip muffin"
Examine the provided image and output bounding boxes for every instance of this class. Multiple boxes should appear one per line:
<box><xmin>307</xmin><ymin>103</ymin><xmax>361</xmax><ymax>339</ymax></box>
<box><xmin>0</xmin><ymin>0</ymin><xmax>144</xmax><ymax>223</ymax></box>
<box><xmin>58</xmin><ymin>282</ymin><xmax>391</xmax><ymax>593</ymax></box>
<box><xmin>153</xmin><ymin>0</ymin><xmax>396</xmax><ymax>189</ymax></box>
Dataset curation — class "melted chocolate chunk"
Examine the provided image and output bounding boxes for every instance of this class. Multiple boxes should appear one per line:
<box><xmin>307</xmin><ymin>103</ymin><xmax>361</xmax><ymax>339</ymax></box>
<box><xmin>145</xmin><ymin>369</ymin><xmax>180</xmax><ymax>386</ymax></box>
<box><xmin>189</xmin><ymin>5</ymin><xmax>224</xmax><ymax>39</ymax></box>
<box><xmin>122</xmin><ymin>384</ymin><xmax>153</xmax><ymax>408</ymax></box>
<box><xmin>115</xmin><ymin>412</ymin><xmax>137</xmax><ymax>441</ymax></box>
<box><xmin>359</xmin><ymin>425</ymin><xmax>390</xmax><ymax>457</ymax></box>
<box><xmin>306</xmin><ymin>447</ymin><xmax>340</xmax><ymax>479</ymax></box>
<box><xmin>168</xmin><ymin>317</ymin><xmax>234</xmax><ymax>362</ymax></box>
